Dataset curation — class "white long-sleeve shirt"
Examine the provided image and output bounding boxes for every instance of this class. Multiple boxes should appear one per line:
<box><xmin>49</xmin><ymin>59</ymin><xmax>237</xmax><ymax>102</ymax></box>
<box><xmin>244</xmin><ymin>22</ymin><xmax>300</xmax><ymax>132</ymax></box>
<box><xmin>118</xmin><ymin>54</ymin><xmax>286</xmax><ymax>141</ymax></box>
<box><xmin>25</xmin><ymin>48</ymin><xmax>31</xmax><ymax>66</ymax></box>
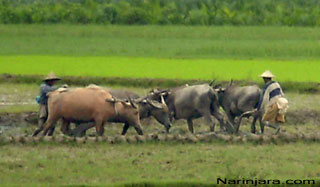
<box><xmin>259</xmin><ymin>81</ymin><xmax>284</xmax><ymax>112</ymax></box>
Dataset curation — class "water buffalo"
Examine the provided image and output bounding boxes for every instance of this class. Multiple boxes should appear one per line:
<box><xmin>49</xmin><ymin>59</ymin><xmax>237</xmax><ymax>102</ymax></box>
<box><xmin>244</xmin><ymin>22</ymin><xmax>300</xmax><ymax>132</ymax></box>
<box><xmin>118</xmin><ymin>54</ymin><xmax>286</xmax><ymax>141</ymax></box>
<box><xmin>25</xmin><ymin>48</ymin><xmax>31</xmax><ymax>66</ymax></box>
<box><xmin>71</xmin><ymin>88</ymin><xmax>171</xmax><ymax>137</ymax></box>
<box><xmin>32</xmin><ymin>86</ymin><xmax>143</xmax><ymax>136</ymax></box>
<box><xmin>148</xmin><ymin>84</ymin><xmax>233</xmax><ymax>133</ymax></box>
<box><xmin>215</xmin><ymin>85</ymin><xmax>262</xmax><ymax>133</ymax></box>
<box><xmin>216</xmin><ymin>84</ymin><xmax>280</xmax><ymax>134</ymax></box>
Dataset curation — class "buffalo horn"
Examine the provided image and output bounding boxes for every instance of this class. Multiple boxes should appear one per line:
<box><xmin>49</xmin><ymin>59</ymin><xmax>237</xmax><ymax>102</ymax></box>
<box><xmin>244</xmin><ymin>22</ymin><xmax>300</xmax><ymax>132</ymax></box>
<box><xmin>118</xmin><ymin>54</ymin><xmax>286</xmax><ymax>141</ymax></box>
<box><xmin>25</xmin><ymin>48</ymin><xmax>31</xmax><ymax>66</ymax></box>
<box><xmin>160</xmin><ymin>95</ymin><xmax>166</xmax><ymax>105</ymax></box>
<box><xmin>128</xmin><ymin>97</ymin><xmax>137</xmax><ymax>109</ymax></box>
<box><xmin>209</xmin><ymin>79</ymin><xmax>216</xmax><ymax>86</ymax></box>
<box><xmin>147</xmin><ymin>99</ymin><xmax>162</xmax><ymax>109</ymax></box>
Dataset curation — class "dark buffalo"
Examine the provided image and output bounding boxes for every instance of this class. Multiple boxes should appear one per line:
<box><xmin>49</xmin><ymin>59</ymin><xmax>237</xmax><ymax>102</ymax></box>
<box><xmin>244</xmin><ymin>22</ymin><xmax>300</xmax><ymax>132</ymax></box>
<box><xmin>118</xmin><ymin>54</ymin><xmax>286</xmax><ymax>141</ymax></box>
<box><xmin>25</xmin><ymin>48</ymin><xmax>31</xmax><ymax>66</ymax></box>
<box><xmin>216</xmin><ymin>84</ymin><xmax>280</xmax><ymax>134</ymax></box>
<box><xmin>149</xmin><ymin>84</ymin><xmax>234</xmax><ymax>134</ymax></box>
<box><xmin>215</xmin><ymin>85</ymin><xmax>261</xmax><ymax>133</ymax></box>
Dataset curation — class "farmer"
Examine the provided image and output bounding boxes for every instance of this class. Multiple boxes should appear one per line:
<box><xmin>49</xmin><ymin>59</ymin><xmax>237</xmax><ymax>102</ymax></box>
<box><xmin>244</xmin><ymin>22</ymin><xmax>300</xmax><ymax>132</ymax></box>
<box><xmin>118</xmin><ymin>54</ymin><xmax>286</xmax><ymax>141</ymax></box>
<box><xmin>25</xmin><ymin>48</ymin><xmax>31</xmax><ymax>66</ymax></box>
<box><xmin>36</xmin><ymin>72</ymin><xmax>66</xmax><ymax>132</ymax></box>
<box><xmin>257</xmin><ymin>70</ymin><xmax>288</xmax><ymax>133</ymax></box>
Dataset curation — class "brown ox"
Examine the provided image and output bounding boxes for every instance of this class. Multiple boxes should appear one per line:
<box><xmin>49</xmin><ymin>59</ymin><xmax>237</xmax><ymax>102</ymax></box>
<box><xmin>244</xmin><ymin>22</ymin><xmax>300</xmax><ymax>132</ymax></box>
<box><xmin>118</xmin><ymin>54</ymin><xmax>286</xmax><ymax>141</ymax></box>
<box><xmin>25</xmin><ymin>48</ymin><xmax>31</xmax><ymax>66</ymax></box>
<box><xmin>32</xmin><ymin>87</ymin><xmax>143</xmax><ymax>136</ymax></box>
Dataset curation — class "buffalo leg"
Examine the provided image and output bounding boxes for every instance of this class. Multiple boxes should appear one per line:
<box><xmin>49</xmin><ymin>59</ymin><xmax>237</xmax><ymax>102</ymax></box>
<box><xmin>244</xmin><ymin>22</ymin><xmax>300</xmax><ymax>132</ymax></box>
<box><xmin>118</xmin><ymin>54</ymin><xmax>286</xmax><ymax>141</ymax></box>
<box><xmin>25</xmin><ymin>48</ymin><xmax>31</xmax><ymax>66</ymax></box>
<box><xmin>47</xmin><ymin>127</ymin><xmax>55</xmax><ymax>136</ymax></box>
<box><xmin>211</xmin><ymin>104</ymin><xmax>234</xmax><ymax>133</ymax></box>
<box><xmin>132</xmin><ymin>123</ymin><xmax>143</xmax><ymax>135</ymax></box>
<box><xmin>202</xmin><ymin>113</ymin><xmax>215</xmax><ymax>132</ymax></box>
<box><xmin>42</xmin><ymin>117</ymin><xmax>59</xmax><ymax>136</ymax></box>
<box><xmin>134</xmin><ymin>127</ymin><xmax>143</xmax><ymax>135</ymax></box>
<box><xmin>60</xmin><ymin>120</ymin><xmax>71</xmax><ymax>135</ymax></box>
<box><xmin>251</xmin><ymin>117</ymin><xmax>258</xmax><ymax>134</ymax></box>
<box><xmin>121</xmin><ymin>123</ymin><xmax>130</xmax><ymax>135</ymax></box>
<box><xmin>187</xmin><ymin>119</ymin><xmax>194</xmax><ymax>133</ymax></box>
<box><xmin>225</xmin><ymin>112</ymin><xmax>237</xmax><ymax>132</ymax></box>
<box><xmin>95</xmin><ymin>120</ymin><xmax>104</xmax><ymax>136</ymax></box>
<box><xmin>72</xmin><ymin>123</ymin><xmax>95</xmax><ymax>137</ymax></box>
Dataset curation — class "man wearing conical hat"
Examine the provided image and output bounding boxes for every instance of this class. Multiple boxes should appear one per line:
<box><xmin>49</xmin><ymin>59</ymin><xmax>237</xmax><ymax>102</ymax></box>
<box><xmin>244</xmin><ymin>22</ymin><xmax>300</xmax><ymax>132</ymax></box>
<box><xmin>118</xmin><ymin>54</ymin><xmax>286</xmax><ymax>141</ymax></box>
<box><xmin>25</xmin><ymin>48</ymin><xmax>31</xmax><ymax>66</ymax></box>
<box><xmin>37</xmin><ymin>72</ymin><xmax>62</xmax><ymax>132</ymax></box>
<box><xmin>256</xmin><ymin>70</ymin><xmax>288</xmax><ymax>134</ymax></box>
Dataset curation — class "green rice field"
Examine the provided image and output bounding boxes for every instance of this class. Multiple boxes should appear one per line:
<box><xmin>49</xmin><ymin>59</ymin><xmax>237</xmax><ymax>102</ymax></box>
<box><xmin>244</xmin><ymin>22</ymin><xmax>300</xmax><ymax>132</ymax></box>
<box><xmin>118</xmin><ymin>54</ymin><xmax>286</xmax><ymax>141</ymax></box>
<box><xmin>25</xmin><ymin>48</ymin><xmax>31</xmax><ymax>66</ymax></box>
<box><xmin>1</xmin><ymin>25</ymin><xmax>320</xmax><ymax>83</ymax></box>
<box><xmin>1</xmin><ymin>56</ymin><xmax>319</xmax><ymax>82</ymax></box>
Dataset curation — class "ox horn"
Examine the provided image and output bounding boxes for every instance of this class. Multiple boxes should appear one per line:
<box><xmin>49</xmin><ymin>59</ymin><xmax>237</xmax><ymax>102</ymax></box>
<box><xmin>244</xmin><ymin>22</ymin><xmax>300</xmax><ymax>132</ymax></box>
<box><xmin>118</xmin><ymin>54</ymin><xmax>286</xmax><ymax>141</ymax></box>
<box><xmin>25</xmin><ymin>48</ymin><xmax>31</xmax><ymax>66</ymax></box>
<box><xmin>147</xmin><ymin>99</ymin><xmax>162</xmax><ymax>109</ymax></box>
<box><xmin>106</xmin><ymin>97</ymin><xmax>128</xmax><ymax>103</ymax></box>
<box><xmin>160</xmin><ymin>95</ymin><xmax>166</xmax><ymax>105</ymax></box>
<box><xmin>128</xmin><ymin>97</ymin><xmax>137</xmax><ymax>109</ymax></box>
<box><xmin>230</xmin><ymin>79</ymin><xmax>234</xmax><ymax>86</ymax></box>
<box><xmin>209</xmin><ymin>79</ymin><xmax>216</xmax><ymax>86</ymax></box>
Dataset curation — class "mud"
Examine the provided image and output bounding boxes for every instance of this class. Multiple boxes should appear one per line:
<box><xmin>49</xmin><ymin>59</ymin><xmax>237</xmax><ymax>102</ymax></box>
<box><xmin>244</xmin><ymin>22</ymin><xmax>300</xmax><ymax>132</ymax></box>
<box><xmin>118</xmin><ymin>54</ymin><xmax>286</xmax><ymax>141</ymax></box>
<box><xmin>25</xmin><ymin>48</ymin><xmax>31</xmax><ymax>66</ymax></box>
<box><xmin>1</xmin><ymin>131</ymin><xmax>320</xmax><ymax>145</ymax></box>
<box><xmin>1</xmin><ymin>109</ymin><xmax>319</xmax><ymax>128</ymax></box>
<box><xmin>0</xmin><ymin>109</ymin><xmax>319</xmax><ymax>138</ymax></box>
<box><xmin>0</xmin><ymin>112</ymin><xmax>38</xmax><ymax>126</ymax></box>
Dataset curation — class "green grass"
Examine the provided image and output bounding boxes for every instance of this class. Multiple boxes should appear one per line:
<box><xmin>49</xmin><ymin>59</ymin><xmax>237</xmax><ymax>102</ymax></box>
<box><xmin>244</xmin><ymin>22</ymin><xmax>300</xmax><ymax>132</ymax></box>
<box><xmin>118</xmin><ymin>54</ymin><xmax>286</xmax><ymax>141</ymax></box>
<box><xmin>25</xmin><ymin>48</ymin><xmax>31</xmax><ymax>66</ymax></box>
<box><xmin>0</xmin><ymin>143</ymin><xmax>319</xmax><ymax>186</ymax></box>
<box><xmin>1</xmin><ymin>25</ymin><xmax>320</xmax><ymax>59</ymax></box>
<box><xmin>1</xmin><ymin>55</ymin><xmax>320</xmax><ymax>82</ymax></box>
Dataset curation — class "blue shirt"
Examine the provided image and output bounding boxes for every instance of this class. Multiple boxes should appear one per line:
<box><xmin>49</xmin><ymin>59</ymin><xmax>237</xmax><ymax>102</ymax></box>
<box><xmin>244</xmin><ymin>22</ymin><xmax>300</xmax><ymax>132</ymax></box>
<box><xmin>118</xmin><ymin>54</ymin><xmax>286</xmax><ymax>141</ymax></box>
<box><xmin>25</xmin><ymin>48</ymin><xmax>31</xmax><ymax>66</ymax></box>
<box><xmin>39</xmin><ymin>83</ymin><xmax>58</xmax><ymax>105</ymax></box>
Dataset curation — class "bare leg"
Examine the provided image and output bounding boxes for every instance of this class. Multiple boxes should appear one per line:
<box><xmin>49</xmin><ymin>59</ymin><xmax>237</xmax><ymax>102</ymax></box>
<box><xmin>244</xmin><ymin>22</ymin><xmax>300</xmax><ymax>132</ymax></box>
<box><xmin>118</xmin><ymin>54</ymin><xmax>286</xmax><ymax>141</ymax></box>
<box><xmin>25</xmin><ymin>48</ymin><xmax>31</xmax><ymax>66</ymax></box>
<box><xmin>187</xmin><ymin>119</ymin><xmax>194</xmax><ymax>133</ymax></box>
<box><xmin>33</xmin><ymin>118</ymin><xmax>46</xmax><ymax>136</ymax></box>
<box><xmin>259</xmin><ymin>118</ymin><xmax>265</xmax><ymax>134</ymax></box>
<box><xmin>264</xmin><ymin>121</ymin><xmax>280</xmax><ymax>134</ymax></box>
<box><xmin>121</xmin><ymin>123</ymin><xmax>130</xmax><ymax>135</ymax></box>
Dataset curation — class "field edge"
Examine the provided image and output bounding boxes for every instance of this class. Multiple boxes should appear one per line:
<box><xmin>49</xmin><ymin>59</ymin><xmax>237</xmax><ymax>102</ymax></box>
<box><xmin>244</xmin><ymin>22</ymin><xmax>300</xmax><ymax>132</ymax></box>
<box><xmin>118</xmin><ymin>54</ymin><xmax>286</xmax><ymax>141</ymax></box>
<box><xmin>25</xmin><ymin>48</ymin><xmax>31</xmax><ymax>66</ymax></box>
<box><xmin>1</xmin><ymin>74</ymin><xmax>320</xmax><ymax>93</ymax></box>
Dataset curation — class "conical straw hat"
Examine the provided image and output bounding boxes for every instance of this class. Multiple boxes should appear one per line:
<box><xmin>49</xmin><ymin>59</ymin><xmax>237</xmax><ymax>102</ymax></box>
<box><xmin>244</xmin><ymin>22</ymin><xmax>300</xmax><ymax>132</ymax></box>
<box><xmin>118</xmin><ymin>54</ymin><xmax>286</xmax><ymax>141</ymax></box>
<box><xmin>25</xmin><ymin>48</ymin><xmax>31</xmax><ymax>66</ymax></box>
<box><xmin>43</xmin><ymin>71</ymin><xmax>61</xmax><ymax>81</ymax></box>
<box><xmin>260</xmin><ymin>70</ymin><xmax>275</xmax><ymax>78</ymax></box>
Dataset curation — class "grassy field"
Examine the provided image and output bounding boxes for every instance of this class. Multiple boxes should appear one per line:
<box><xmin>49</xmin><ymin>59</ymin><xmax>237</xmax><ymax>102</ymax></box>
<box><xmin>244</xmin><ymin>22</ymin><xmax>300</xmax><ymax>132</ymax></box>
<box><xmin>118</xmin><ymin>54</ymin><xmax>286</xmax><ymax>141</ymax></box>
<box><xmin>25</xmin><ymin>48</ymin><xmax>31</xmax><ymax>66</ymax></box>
<box><xmin>0</xmin><ymin>143</ymin><xmax>319</xmax><ymax>186</ymax></box>
<box><xmin>1</xmin><ymin>25</ymin><xmax>320</xmax><ymax>59</ymax></box>
<box><xmin>1</xmin><ymin>56</ymin><xmax>320</xmax><ymax>83</ymax></box>
<box><xmin>1</xmin><ymin>25</ymin><xmax>320</xmax><ymax>186</ymax></box>
<box><xmin>1</xmin><ymin>25</ymin><xmax>320</xmax><ymax>83</ymax></box>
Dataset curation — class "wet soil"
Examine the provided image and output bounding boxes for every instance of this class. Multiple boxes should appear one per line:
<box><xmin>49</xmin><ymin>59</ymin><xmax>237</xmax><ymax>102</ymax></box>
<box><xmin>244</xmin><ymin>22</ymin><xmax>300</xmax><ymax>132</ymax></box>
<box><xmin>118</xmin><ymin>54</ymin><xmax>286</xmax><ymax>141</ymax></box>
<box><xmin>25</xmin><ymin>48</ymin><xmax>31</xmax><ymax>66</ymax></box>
<box><xmin>1</xmin><ymin>109</ymin><xmax>319</xmax><ymax>130</ymax></box>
